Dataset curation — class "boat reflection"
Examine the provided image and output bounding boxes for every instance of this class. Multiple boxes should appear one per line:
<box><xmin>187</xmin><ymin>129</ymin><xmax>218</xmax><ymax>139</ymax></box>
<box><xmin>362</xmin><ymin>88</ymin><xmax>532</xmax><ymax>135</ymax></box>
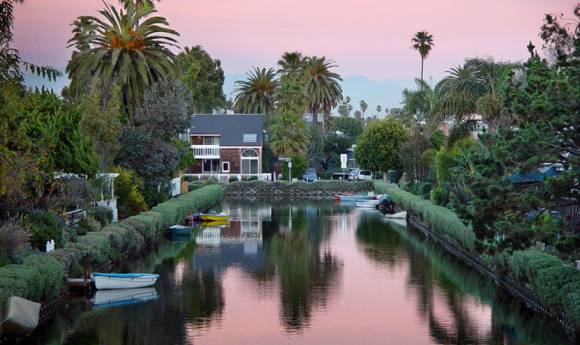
<box><xmin>91</xmin><ymin>288</ymin><xmax>159</xmax><ymax>309</ymax></box>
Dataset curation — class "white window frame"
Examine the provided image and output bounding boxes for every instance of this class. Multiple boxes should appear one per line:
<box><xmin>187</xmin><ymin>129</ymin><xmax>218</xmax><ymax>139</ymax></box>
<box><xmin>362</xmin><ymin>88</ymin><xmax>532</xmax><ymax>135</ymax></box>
<box><xmin>222</xmin><ymin>161</ymin><xmax>230</xmax><ymax>173</ymax></box>
<box><xmin>241</xmin><ymin>148</ymin><xmax>259</xmax><ymax>174</ymax></box>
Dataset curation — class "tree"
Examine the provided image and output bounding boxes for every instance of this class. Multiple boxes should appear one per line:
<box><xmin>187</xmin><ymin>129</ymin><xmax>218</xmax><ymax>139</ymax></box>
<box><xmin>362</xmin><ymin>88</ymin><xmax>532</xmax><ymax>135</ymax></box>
<box><xmin>376</xmin><ymin>105</ymin><xmax>382</xmax><ymax>115</ymax></box>
<box><xmin>399</xmin><ymin>129</ymin><xmax>432</xmax><ymax>183</ymax></box>
<box><xmin>402</xmin><ymin>78</ymin><xmax>435</xmax><ymax>126</ymax></box>
<box><xmin>277</xmin><ymin>51</ymin><xmax>306</xmax><ymax>75</ymax></box>
<box><xmin>269</xmin><ymin>113</ymin><xmax>309</xmax><ymax>157</ymax></box>
<box><xmin>79</xmin><ymin>79</ymin><xmax>123</xmax><ymax>170</ymax></box>
<box><xmin>329</xmin><ymin>117</ymin><xmax>364</xmax><ymax>142</ymax></box>
<box><xmin>135</xmin><ymin>79</ymin><xmax>191</xmax><ymax>141</ymax></box>
<box><xmin>411</xmin><ymin>31</ymin><xmax>434</xmax><ymax>88</ymax></box>
<box><xmin>66</xmin><ymin>2</ymin><xmax>179</xmax><ymax>120</ymax></box>
<box><xmin>175</xmin><ymin>46</ymin><xmax>225</xmax><ymax>113</ymax></box>
<box><xmin>276</xmin><ymin>73</ymin><xmax>307</xmax><ymax>114</ymax></box>
<box><xmin>354</xmin><ymin>110</ymin><xmax>362</xmax><ymax>119</ymax></box>
<box><xmin>359</xmin><ymin>100</ymin><xmax>368</xmax><ymax>117</ymax></box>
<box><xmin>337</xmin><ymin>96</ymin><xmax>352</xmax><ymax>117</ymax></box>
<box><xmin>234</xmin><ymin>67</ymin><xmax>278</xmax><ymax>114</ymax></box>
<box><xmin>304</xmin><ymin>57</ymin><xmax>343</xmax><ymax>129</ymax></box>
<box><xmin>355</xmin><ymin>118</ymin><xmax>409</xmax><ymax>179</ymax></box>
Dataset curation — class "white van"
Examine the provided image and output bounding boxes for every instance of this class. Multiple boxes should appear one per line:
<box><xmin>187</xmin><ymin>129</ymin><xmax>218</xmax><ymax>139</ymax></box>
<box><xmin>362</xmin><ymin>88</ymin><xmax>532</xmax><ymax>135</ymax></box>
<box><xmin>348</xmin><ymin>169</ymin><xmax>373</xmax><ymax>181</ymax></box>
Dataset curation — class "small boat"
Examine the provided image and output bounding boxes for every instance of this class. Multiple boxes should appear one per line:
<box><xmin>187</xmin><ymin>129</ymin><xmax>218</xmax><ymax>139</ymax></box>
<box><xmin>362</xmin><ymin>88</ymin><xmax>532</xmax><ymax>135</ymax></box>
<box><xmin>0</xmin><ymin>296</ymin><xmax>41</xmax><ymax>336</ymax></box>
<box><xmin>92</xmin><ymin>288</ymin><xmax>158</xmax><ymax>309</ymax></box>
<box><xmin>199</xmin><ymin>213</ymin><xmax>231</xmax><ymax>221</ymax></box>
<box><xmin>92</xmin><ymin>273</ymin><xmax>159</xmax><ymax>290</ymax></box>
<box><xmin>356</xmin><ymin>200</ymin><xmax>380</xmax><ymax>208</ymax></box>
<box><xmin>200</xmin><ymin>219</ymin><xmax>230</xmax><ymax>227</ymax></box>
<box><xmin>335</xmin><ymin>193</ymin><xmax>375</xmax><ymax>202</ymax></box>
<box><xmin>169</xmin><ymin>224</ymin><xmax>192</xmax><ymax>236</ymax></box>
<box><xmin>385</xmin><ymin>211</ymin><xmax>407</xmax><ymax>219</ymax></box>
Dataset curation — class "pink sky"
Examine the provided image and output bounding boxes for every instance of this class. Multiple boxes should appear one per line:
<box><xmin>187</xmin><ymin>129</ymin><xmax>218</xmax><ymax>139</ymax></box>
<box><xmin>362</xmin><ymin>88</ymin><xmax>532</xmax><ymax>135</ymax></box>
<box><xmin>14</xmin><ymin>0</ymin><xmax>575</xmax><ymax>81</ymax></box>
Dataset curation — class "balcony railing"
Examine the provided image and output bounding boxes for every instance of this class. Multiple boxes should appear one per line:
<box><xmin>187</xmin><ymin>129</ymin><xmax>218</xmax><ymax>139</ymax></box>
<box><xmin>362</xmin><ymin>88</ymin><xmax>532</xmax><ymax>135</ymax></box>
<box><xmin>192</xmin><ymin>145</ymin><xmax>220</xmax><ymax>159</ymax></box>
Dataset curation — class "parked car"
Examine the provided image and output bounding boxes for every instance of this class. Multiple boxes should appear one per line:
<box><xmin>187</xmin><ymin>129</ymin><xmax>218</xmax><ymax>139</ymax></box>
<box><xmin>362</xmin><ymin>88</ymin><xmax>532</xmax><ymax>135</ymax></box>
<box><xmin>349</xmin><ymin>169</ymin><xmax>372</xmax><ymax>181</ymax></box>
<box><xmin>302</xmin><ymin>168</ymin><xmax>318</xmax><ymax>182</ymax></box>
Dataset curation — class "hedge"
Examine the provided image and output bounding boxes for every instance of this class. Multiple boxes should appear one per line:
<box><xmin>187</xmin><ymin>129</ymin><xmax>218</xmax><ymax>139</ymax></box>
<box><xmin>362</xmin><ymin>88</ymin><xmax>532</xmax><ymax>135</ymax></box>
<box><xmin>374</xmin><ymin>182</ymin><xmax>476</xmax><ymax>251</ymax></box>
<box><xmin>0</xmin><ymin>184</ymin><xmax>223</xmax><ymax>312</ymax></box>
<box><xmin>510</xmin><ymin>250</ymin><xmax>580</xmax><ymax>325</ymax></box>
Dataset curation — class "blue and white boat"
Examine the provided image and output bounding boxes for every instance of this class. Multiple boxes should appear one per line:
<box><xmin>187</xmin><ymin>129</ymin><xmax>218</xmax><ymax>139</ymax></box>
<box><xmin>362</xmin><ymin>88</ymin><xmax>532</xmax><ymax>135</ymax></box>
<box><xmin>336</xmin><ymin>192</ymin><xmax>376</xmax><ymax>203</ymax></box>
<box><xmin>92</xmin><ymin>273</ymin><xmax>159</xmax><ymax>290</ymax></box>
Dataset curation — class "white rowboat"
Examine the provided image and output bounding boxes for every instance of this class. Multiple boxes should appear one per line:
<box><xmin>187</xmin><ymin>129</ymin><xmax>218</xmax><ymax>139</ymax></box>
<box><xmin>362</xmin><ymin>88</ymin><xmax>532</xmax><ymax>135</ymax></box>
<box><xmin>385</xmin><ymin>211</ymin><xmax>407</xmax><ymax>219</ymax></box>
<box><xmin>92</xmin><ymin>273</ymin><xmax>159</xmax><ymax>290</ymax></box>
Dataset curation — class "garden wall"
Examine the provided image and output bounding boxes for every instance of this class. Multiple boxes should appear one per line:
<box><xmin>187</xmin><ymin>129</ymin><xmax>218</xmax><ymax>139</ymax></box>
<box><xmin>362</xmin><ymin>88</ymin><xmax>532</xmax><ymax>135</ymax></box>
<box><xmin>374</xmin><ymin>182</ymin><xmax>580</xmax><ymax>337</ymax></box>
<box><xmin>0</xmin><ymin>184</ymin><xmax>223</xmax><ymax>314</ymax></box>
<box><xmin>223</xmin><ymin>180</ymin><xmax>373</xmax><ymax>198</ymax></box>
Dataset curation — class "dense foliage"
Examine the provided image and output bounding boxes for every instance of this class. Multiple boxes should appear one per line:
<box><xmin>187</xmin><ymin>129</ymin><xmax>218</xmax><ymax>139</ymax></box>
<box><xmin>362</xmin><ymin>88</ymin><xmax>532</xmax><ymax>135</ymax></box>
<box><xmin>176</xmin><ymin>45</ymin><xmax>225</xmax><ymax>113</ymax></box>
<box><xmin>355</xmin><ymin>118</ymin><xmax>409</xmax><ymax>177</ymax></box>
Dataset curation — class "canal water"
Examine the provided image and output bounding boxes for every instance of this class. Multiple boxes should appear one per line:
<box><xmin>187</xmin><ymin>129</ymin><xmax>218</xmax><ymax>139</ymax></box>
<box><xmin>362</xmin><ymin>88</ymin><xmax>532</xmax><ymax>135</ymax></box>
<box><xmin>26</xmin><ymin>200</ymin><xmax>571</xmax><ymax>345</ymax></box>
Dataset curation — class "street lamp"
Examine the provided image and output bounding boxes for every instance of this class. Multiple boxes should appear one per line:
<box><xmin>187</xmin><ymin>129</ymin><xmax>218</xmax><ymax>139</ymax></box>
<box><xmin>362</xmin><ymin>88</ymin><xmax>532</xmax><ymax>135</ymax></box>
<box><xmin>288</xmin><ymin>159</ymin><xmax>292</xmax><ymax>182</ymax></box>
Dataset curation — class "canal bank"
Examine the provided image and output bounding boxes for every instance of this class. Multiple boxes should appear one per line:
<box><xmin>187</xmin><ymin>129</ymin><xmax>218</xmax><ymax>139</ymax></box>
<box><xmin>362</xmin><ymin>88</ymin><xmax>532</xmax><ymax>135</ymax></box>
<box><xmin>374</xmin><ymin>181</ymin><xmax>580</xmax><ymax>339</ymax></box>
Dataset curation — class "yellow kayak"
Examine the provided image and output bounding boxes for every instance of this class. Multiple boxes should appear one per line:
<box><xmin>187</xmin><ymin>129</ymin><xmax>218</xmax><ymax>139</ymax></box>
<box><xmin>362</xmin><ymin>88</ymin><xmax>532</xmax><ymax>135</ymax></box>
<box><xmin>201</xmin><ymin>220</ymin><xmax>230</xmax><ymax>227</ymax></box>
<box><xmin>199</xmin><ymin>213</ymin><xmax>231</xmax><ymax>222</ymax></box>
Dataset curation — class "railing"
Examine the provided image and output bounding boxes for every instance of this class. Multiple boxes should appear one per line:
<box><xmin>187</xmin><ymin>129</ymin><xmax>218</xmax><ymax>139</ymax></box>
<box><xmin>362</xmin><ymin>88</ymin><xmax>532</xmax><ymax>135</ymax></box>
<box><xmin>183</xmin><ymin>173</ymin><xmax>272</xmax><ymax>182</ymax></box>
<box><xmin>192</xmin><ymin>145</ymin><xmax>220</xmax><ymax>158</ymax></box>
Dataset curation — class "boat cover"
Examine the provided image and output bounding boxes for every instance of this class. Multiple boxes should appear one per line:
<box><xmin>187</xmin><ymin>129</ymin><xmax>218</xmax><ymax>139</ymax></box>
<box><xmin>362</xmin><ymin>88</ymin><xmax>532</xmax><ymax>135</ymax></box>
<box><xmin>0</xmin><ymin>296</ymin><xmax>41</xmax><ymax>336</ymax></box>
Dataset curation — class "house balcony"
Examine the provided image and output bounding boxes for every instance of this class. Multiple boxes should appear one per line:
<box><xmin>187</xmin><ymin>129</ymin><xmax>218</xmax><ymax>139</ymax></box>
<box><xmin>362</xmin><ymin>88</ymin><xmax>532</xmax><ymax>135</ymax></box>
<box><xmin>192</xmin><ymin>145</ymin><xmax>220</xmax><ymax>159</ymax></box>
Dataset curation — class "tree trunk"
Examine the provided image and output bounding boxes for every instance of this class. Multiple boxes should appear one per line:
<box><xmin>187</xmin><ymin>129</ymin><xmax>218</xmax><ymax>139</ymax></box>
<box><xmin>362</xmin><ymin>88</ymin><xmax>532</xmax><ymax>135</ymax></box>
<box><xmin>420</xmin><ymin>57</ymin><xmax>424</xmax><ymax>90</ymax></box>
<box><xmin>383</xmin><ymin>171</ymin><xmax>387</xmax><ymax>182</ymax></box>
<box><xmin>312</xmin><ymin>109</ymin><xmax>319</xmax><ymax>128</ymax></box>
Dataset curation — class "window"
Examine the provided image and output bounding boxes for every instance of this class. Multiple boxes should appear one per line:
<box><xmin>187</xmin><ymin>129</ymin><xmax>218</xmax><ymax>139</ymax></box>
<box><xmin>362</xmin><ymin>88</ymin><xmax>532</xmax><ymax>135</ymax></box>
<box><xmin>243</xmin><ymin>134</ymin><xmax>257</xmax><ymax>143</ymax></box>
<box><xmin>203</xmin><ymin>136</ymin><xmax>220</xmax><ymax>145</ymax></box>
<box><xmin>241</xmin><ymin>148</ymin><xmax>259</xmax><ymax>174</ymax></box>
<box><xmin>222</xmin><ymin>161</ymin><xmax>230</xmax><ymax>173</ymax></box>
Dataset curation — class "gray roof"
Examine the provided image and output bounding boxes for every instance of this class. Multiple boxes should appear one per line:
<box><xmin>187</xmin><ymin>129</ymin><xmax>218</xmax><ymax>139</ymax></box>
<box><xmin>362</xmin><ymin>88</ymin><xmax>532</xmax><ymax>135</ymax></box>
<box><xmin>189</xmin><ymin>114</ymin><xmax>264</xmax><ymax>146</ymax></box>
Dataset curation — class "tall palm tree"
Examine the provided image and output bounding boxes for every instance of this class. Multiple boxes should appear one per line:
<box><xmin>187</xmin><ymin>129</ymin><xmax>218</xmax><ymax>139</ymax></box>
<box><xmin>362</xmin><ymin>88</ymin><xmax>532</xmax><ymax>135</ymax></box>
<box><xmin>411</xmin><ymin>31</ymin><xmax>434</xmax><ymax>89</ymax></box>
<box><xmin>359</xmin><ymin>100</ymin><xmax>368</xmax><ymax>117</ymax></box>
<box><xmin>304</xmin><ymin>56</ymin><xmax>343</xmax><ymax>129</ymax></box>
<box><xmin>234</xmin><ymin>67</ymin><xmax>278</xmax><ymax>114</ymax></box>
<box><xmin>277</xmin><ymin>51</ymin><xmax>306</xmax><ymax>76</ymax></box>
<box><xmin>269</xmin><ymin>113</ymin><xmax>309</xmax><ymax>157</ymax></box>
<box><xmin>432</xmin><ymin>65</ymin><xmax>483</xmax><ymax>122</ymax></box>
<box><xmin>67</xmin><ymin>2</ymin><xmax>179</xmax><ymax>121</ymax></box>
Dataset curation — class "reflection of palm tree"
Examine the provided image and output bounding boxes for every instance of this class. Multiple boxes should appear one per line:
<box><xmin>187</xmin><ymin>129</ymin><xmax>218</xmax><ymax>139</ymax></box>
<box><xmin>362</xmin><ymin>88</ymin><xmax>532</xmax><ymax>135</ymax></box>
<box><xmin>264</xmin><ymin>205</ymin><xmax>342</xmax><ymax>331</ymax></box>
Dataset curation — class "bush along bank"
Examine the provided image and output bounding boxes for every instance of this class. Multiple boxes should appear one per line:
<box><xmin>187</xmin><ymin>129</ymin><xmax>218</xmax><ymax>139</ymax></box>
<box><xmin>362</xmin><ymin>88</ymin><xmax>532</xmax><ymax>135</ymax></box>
<box><xmin>224</xmin><ymin>180</ymin><xmax>373</xmax><ymax>198</ymax></box>
<box><xmin>374</xmin><ymin>182</ymin><xmax>580</xmax><ymax>335</ymax></box>
<box><xmin>0</xmin><ymin>184</ymin><xmax>223</xmax><ymax>312</ymax></box>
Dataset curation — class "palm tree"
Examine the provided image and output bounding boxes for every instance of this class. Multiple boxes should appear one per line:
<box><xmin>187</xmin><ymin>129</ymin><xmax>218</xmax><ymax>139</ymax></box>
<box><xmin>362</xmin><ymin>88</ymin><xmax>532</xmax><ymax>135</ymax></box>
<box><xmin>376</xmin><ymin>105</ymin><xmax>382</xmax><ymax>115</ymax></box>
<box><xmin>269</xmin><ymin>113</ymin><xmax>309</xmax><ymax>157</ymax></box>
<box><xmin>304</xmin><ymin>56</ymin><xmax>343</xmax><ymax>129</ymax></box>
<box><xmin>359</xmin><ymin>100</ymin><xmax>368</xmax><ymax>117</ymax></box>
<box><xmin>432</xmin><ymin>65</ymin><xmax>483</xmax><ymax>122</ymax></box>
<box><xmin>66</xmin><ymin>2</ymin><xmax>179</xmax><ymax>121</ymax></box>
<box><xmin>277</xmin><ymin>51</ymin><xmax>305</xmax><ymax>76</ymax></box>
<box><xmin>411</xmin><ymin>31</ymin><xmax>434</xmax><ymax>88</ymax></box>
<box><xmin>234</xmin><ymin>67</ymin><xmax>278</xmax><ymax>114</ymax></box>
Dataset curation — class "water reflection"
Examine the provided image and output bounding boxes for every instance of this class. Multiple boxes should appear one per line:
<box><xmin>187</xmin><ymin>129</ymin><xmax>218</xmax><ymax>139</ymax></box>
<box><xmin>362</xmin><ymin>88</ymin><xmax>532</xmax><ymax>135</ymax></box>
<box><xmin>355</xmin><ymin>212</ymin><xmax>571</xmax><ymax>345</ymax></box>
<box><xmin>23</xmin><ymin>201</ymin><xmax>574</xmax><ymax>345</ymax></box>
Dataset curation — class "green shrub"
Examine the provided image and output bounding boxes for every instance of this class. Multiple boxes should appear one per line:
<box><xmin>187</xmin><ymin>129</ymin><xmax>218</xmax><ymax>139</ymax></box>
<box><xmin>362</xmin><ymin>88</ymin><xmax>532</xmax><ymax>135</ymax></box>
<box><xmin>77</xmin><ymin>215</ymin><xmax>102</xmax><ymax>236</ymax></box>
<box><xmin>89</xmin><ymin>205</ymin><xmax>113</xmax><ymax>226</ymax></box>
<box><xmin>532</xmin><ymin>265</ymin><xmax>580</xmax><ymax>308</ymax></box>
<box><xmin>418</xmin><ymin>182</ymin><xmax>432</xmax><ymax>199</ymax></box>
<box><xmin>22</xmin><ymin>254</ymin><xmax>64</xmax><ymax>300</ymax></box>
<box><xmin>111</xmin><ymin>166</ymin><xmax>148</xmax><ymax>219</ymax></box>
<box><xmin>26</xmin><ymin>210</ymin><xmax>66</xmax><ymax>250</ymax></box>
<box><xmin>102</xmin><ymin>224</ymin><xmax>145</xmax><ymax>255</ymax></box>
<box><xmin>228</xmin><ymin>176</ymin><xmax>239</xmax><ymax>183</ymax></box>
<box><xmin>509</xmin><ymin>250</ymin><xmax>561</xmax><ymax>283</ymax></box>
<box><xmin>0</xmin><ymin>218</ymin><xmax>31</xmax><ymax>265</ymax></box>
